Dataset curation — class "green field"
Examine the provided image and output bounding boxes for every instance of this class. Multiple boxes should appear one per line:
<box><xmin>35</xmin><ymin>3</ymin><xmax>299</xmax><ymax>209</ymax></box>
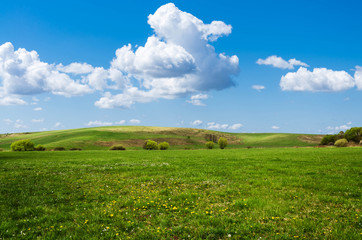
<box><xmin>0</xmin><ymin>126</ymin><xmax>323</xmax><ymax>150</ymax></box>
<box><xmin>0</xmin><ymin>148</ymin><xmax>361</xmax><ymax>239</ymax></box>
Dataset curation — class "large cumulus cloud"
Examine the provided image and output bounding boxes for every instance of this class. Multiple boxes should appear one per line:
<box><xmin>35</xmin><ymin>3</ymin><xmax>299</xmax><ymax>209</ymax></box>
<box><xmin>0</xmin><ymin>3</ymin><xmax>239</xmax><ymax>109</ymax></box>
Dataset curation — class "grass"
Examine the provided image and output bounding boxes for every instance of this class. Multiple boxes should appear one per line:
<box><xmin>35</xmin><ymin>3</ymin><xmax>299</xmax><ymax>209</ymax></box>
<box><xmin>0</xmin><ymin>126</ymin><xmax>322</xmax><ymax>150</ymax></box>
<box><xmin>0</xmin><ymin>148</ymin><xmax>361</xmax><ymax>239</ymax></box>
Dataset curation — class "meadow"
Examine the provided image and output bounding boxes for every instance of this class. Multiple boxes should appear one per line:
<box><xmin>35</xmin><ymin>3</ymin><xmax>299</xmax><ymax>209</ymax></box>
<box><xmin>0</xmin><ymin>148</ymin><xmax>361</xmax><ymax>239</ymax></box>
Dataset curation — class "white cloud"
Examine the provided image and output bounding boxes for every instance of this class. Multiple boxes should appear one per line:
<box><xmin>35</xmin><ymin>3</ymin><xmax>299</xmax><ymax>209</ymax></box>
<box><xmin>97</xmin><ymin>3</ymin><xmax>239</xmax><ymax>109</ymax></box>
<box><xmin>326</xmin><ymin>124</ymin><xmax>349</xmax><ymax>133</ymax></box>
<box><xmin>86</xmin><ymin>120</ymin><xmax>113</xmax><ymax>126</ymax></box>
<box><xmin>32</xmin><ymin>119</ymin><xmax>44</xmax><ymax>123</ymax></box>
<box><xmin>228</xmin><ymin>123</ymin><xmax>243</xmax><ymax>130</ymax></box>
<box><xmin>14</xmin><ymin>119</ymin><xmax>27</xmax><ymax>129</ymax></box>
<box><xmin>0</xmin><ymin>95</ymin><xmax>27</xmax><ymax>105</ymax></box>
<box><xmin>207</xmin><ymin>122</ymin><xmax>229</xmax><ymax>130</ymax></box>
<box><xmin>257</xmin><ymin>55</ymin><xmax>309</xmax><ymax>69</ymax></box>
<box><xmin>54</xmin><ymin>122</ymin><xmax>62</xmax><ymax>128</ymax></box>
<box><xmin>191</xmin><ymin>120</ymin><xmax>203</xmax><ymax>126</ymax></box>
<box><xmin>347</xmin><ymin>121</ymin><xmax>352</xmax><ymax>125</ymax></box>
<box><xmin>252</xmin><ymin>85</ymin><xmax>265</xmax><ymax>91</ymax></box>
<box><xmin>57</xmin><ymin>62</ymin><xmax>94</xmax><ymax>74</ymax></box>
<box><xmin>355</xmin><ymin>66</ymin><xmax>362</xmax><ymax>90</ymax></box>
<box><xmin>187</xmin><ymin>94</ymin><xmax>208</xmax><ymax>106</ymax></box>
<box><xmin>115</xmin><ymin>120</ymin><xmax>126</xmax><ymax>125</ymax></box>
<box><xmin>272</xmin><ymin>125</ymin><xmax>280</xmax><ymax>129</ymax></box>
<box><xmin>0</xmin><ymin>4</ymin><xmax>239</xmax><ymax>109</ymax></box>
<box><xmin>33</xmin><ymin>107</ymin><xmax>42</xmax><ymax>111</ymax></box>
<box><xmin>0</xmin><ymin>42</ymin><xmax>93</xmax><ymax>97</ymax></box>
<box><xmin>280</xmin><ymin>67</ymin><xmax>355</xmax><ymax>92</ymax></box>
<box><xmin>129</xmin><ymin>119</ymin><xmax>141</xmax><ymax>124</ymax></box>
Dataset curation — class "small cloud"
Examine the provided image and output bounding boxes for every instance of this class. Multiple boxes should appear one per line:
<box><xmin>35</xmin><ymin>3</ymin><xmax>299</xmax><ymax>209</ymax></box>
<box><xmin>207</xmin><ymin>122</ymin><xmax>228</xmax><ymax>130</ymax></box>
<box><xmin>252</xmin><ymin>85</ymin><xmax>265</xmax><ymax>91</ymax></box>
<box><xmin>191</xmin><ymin>120</ymin><xmax>203</xmax><ymax>126</ymax></box>
<box><xmin>14</xmin><ymin>119</ymin><xmax>27</xmax><ymax>129</ymax></box>
<box><xmin>347</xmin><ymin>121</ymin><xmax>352</xmax><ymax>125</ymax></box>
<box><xmin>129</xmin><ymin>119</ymin><xmax>141</xmax><ymax>124</ymax></box>
<box><xmin>272</xmin><ymin>126</ymin><xmax>280</xmax><ymax>130</ymax></box>
<box><xmin>54</xmin><ymin>122</ymin><xmax>63</xmax><ymax>128</ymax></box>
<box><xmin>33</xmin><ymin>107</ymin><xmax>43</xmax><ymax>111</ymax></box>
<box><xmin>4</xmin><ymin>119</ymin><xmax>13</xmax><ymax>125</ymax></box>
<box><xmin>0</xmin><ymin>96</ymin><xmax>27</xmax><ymax>106</ymax></box>
<box><xmin>344</xmin><ymin>97</ymin><xmax>351</xmax><ymax>101</ymax></box>
<box><xmin>32</xmin><ymin>119</ymin><xmax>44</xmax><ymax>123</ymax></box>
<box><xmin>326</xmin><ymin>124</ymin><xmax>350</xmax><ymax>133</ymax></box>
<box><xmin>257</xmin><ymin>55</ymin><xmax>308</xmax><ymax>69</ymax></box>
<box><xmin>115</xmin><ymin>120</ymin><xmax>126</xmax><ymax>125</ymax></box>
<box><xmin>32</xmin><ymin>97</ymin><xmax>39</xmax><ymax>102</ymax></box>
<box><xmin>187</xmin><ymin>94</ymin><xmax>209</xmax><ymax>106</ymax></box>
<box><xmin>228</xmin><ymin>123</ymin><xmax>243</xmax><ymax>130</ymax></box>
<box><xmin>86</xmin><ymin>120</ymin><xmax>113</xmax><ymax>127</ymax></box>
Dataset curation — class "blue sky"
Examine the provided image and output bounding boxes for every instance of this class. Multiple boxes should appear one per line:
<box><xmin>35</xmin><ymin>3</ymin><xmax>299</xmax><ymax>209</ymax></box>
<box><xmin>1</xmin><ymin>0</ymin><xmax>361</xmax><ymax>134</ymax></box>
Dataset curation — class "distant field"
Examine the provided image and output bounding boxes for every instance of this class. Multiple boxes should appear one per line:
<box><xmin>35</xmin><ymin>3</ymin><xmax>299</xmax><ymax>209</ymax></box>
<box><xmin>0</xmin><ymin>126</ymin><xmax>323</xmax><ymax>150</ymax></box>
<box><xmin>0</xmin><ymin>148</ymin><xmax>361</xmax><ymax>239</ymax></box>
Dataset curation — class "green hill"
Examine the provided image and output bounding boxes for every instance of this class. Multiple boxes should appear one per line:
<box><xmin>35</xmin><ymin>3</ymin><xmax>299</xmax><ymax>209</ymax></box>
<box><xmin>0</xmin><ymin>126</ymin><xmax>322</xmax><ymax>150</ymax></box>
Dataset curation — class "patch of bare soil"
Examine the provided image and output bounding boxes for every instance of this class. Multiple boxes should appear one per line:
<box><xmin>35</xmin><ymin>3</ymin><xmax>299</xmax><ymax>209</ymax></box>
<box><xmin>298</xmin><ymin>135</ymin><xmax>323</xmax><ymax>144</ymax></box>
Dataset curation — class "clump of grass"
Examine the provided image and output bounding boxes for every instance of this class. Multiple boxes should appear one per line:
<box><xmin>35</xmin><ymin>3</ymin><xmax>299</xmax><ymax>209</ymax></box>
<box><xmin>34</xmin><ymin>144</ymin><xmax>46</xmax><ymax>151</ymax></box>
<box><xmin>109</xmin><ymin>145</ymin><xmax>126</xmax><ymax>150</ymax></box>
<box><xmin>69</xmin><ymin>148</ymin><xmax>82</xmax><ymax>151</ymax></box>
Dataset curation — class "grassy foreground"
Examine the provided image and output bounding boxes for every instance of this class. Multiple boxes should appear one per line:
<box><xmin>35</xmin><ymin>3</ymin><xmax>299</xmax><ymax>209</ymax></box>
<box><xmin>0</xmin><ymin>148</ymin><xmax>361</xmax><ymax>239</ymax></box>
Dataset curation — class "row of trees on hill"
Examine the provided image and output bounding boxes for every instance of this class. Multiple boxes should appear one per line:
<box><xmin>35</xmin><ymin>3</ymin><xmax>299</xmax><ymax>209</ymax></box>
<box><xmin>320</xmin><ymin>127</ymin><xmax>362</xmax><ymax>147</ymax></box>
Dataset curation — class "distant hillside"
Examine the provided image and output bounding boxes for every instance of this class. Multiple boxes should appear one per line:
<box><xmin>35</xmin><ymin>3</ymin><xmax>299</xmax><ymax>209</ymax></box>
<box><xmin>0</xmin><ymin>126</ymin><xmax>322</xmax><ymax>150</ymax></box>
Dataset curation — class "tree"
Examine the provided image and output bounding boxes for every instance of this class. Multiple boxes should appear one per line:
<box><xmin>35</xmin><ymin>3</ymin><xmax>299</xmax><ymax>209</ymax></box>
<box><xmin>320</xmin><ymin>135</ymin><xmax>336</xmax><ymax>145</ymax></box>
<box><xmin>158</xmin><ymin>142</ymin><xmax>169</xmax><ymax>150</ymax></box>
<box><xmin>344</xmin><ymin>127</ymin><xmax>362</xmax><ymax>143</ymax></box>
<box><xmin>205</xmin><ymin>141</ymin><xmax>214</xmax><ymax>149</ymax></box>
<box><xmin>11</xmin><ymin>139</ymin><xmax>34</xmax><ymax>151</ymax></box>
<box><xmin>218</xmin><ymin>137</ymin><xmax>228</xmax><ymax>149</ymax></box>
<box><xmin>143</xmin><ymin>140</ymin><xmax>159</xmax><ymax>150</ymax></box>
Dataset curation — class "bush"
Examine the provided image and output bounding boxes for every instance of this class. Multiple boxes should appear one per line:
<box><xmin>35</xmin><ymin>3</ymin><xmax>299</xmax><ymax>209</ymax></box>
<box><xmin>205</xmin><ymin>141</ymin><xmax>214</xmax><ymax>149</ymax></box>
<box><xmin>70</xmin><ymin>148</ymin><xmax>82</xmax><ymax>151</ymax></box>
<box><xmin>34</xmin><ymin>144</ymin><xmax>46</xmax><ymax>151</ymax></box>
<box><xmin>334</xmin><ymin>139</ymin><xmax>348</xmax><ymax>147</ymax></box>
<box><xmin>218</xmin><ymin>137</ymin><xmax>228</xmax><ymax>149</ymax></box>
<box><xmin>143</xmin><ymin>140</ymin><xmax>158</xmax><ymax>150</ymax></box>
<box><xmin>11</xmin><ymin>139</ymin><xmax>34</xmax><ymax>151</ymax></box>
<box><xmin>344</xmin><ymin>127</ymin><xmax>362</xmax><ymax>143</ymax></box>
<box><xmin>320</xmin><ymin>135</ymin><xmax>336</xmax><ymax>145</ymax></box>
<box><xmin>109</xmin><ymin>145</ymin><xmax>126</xmax><ymax>150</ymax></box>
<box><xmin>0</xmin><ymin>148</ymin><xmax>3</xmax><ymax>151</ymax></box>
<box><xmin>158</xmin><ymin>142</ymin><xmax>169</xmax><ymax>150</ymax></box>
<box><xmin>53</xmin><ymin>147</ymin><xmax>66</xmax><ymax>151</ymax></box>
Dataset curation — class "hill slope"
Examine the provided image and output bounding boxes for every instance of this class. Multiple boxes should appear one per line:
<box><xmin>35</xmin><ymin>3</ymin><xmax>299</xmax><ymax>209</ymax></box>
<box><xmin>0</xmin><ymin>126</ymin><xmax>322</xmax><ymax>150</ymax></box>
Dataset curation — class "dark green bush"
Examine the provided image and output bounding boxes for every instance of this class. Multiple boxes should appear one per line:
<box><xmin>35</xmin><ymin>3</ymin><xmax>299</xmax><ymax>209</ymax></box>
<box><xmin>334</xmin><ymin>139</ymin><xmax>348</xmax><ymax>147</ymax></box>
<box><xmin>218</xmin><ymin>137</ymin><xmax>228</xmax><ymax>149</ymax></box>
<box><xmin>109</xmin><ymin>145</ymin><xmax>126</xmax><ymax>150</ymax></box>
<box><xmin>158</xmin><ymin>142</ymin><xmax>169</xmax><ymax>150</ymax></box>
<box><xmin>11</xmin><ymin>139</ymin><xmax>34</xmax><ymax>151</ymax></box>
<box><xmin>53</xmin><ymin>147</ymin><xmax>66</xmax><ymax>151</ymax></box>
<box><xmin>320</xmin><ymin>135</ymin><xmax>336</xmax><ymax>145</ymax></box>
<box><xmin>143</xmin><ymin>140</ymin><xmax>158</xmax><ymax>150</ymax></box>
<box><xmin>70</xmin><ymin>148</ymin><xmax>82</xmax><ymax>151</ymax></box>
<box><xmin>34</xmin><ymin>144</ymin><xmax>46</xmax><ymax>151</ymax></box>
<box><xmin>205</xmin><ymin>141</ymin><xmax>214</xmax><ymax>149</ymax></box>
<box><xmin>344</xmin><ymin>127</ymin><xmax>362</xmax><ymax>143</ymax></box>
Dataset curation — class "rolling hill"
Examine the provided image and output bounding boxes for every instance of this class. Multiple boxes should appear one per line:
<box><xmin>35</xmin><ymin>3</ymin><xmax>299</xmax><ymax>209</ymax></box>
<box><xmin>0</xmin><ymin>126</ymin><xmax>323</xmax><ymax>150</ymax></box>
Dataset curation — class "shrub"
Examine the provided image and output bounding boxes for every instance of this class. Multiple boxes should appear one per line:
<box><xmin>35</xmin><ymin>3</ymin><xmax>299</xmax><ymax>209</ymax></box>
<box><xmin>320</xmin><ymin>135</ymin><xmax>336</xmax><ymax>145</ymax></box>
<box><xmin>70</xmin><ymin>148</ymin><xmax>82</xmax><ymax>151</ymax></box>
<box><xmin>109</xmin><ymin>145</ymin><xmax>126</xmax><ymax>150</ymax></box>
<box><xmin>53</xmin><ymin>147</ymin><xmax>66</xmax><ymax>151</ymax></box>
<box><xmin>0</xmin><ymin>148</ymin><xmax>3</xmax><ymax>151</ymax></box>
<box><xmin>158</xmin><ymin>142</ymin><xmax>169</xmax><ymax>150</ymax></box>
<box><xmin>11</xmin><ymin>139</ymin><xmax>34</xmax><ymax>151</ymax></box>
<box><xmin>205</xmin><ymin>141</ymin><xmax>214</xmax><ymax>149</ymax></box>
<box><xmin>143</xmin><ymin>140</ymin><xmax>159</xmax><ymax>150</ymax></box>
<box><xmin>34</xmin><ymin>144</ymin><xmax>46</xmax><ymax>151</ymax></box>
<box><xmin>218</xmin><ymin>137</ymin><xmax>228</xmax><ymax>149</ymax></box>
<box><xmin>344</xmin><ymin>127</ymin><xmax>362</xmax><ymax>143</ymax></box>
<box><xmin>334</xmin><ymin>139</ymin><xmax>348</xmax><ymax>147</ymax></box>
